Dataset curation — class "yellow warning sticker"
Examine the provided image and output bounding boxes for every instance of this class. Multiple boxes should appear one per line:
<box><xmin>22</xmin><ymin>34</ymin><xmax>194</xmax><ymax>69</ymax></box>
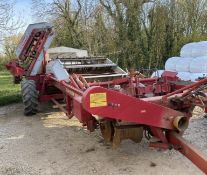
<box><xmin>90</xmin><ymin>93</ymin><xmax>107</xmax><ymax>108</ymax></box>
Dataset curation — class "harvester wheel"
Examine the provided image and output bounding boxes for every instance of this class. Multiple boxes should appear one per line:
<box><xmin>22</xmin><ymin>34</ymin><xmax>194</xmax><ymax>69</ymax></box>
<box><xmin>21</xmin><ymin>80</ymin><xmax>39</xmax><ymax>116</ymax></box>
<box><xmin>100</xmin><ymin>120</ymin><xmax>114</xmax><ymax>142</ymax></box>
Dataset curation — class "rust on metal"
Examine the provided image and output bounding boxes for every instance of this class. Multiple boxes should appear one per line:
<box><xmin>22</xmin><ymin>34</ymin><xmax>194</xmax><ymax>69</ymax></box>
<box><xmin>167</xmin><ymin>132</ymin><xmax>207</xmax><ymax>174</ymax></box>
<box><xmin>5</xmin><ymin>22</ymin><xmax>207</xmax><ymax>174</ymax></box>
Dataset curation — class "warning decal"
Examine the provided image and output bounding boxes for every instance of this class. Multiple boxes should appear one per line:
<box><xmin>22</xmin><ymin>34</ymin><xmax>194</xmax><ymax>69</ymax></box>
<box><xmin>90</xmin><ymin>93</ymin><xmax>107</xmax><ymax>108</ymax></box>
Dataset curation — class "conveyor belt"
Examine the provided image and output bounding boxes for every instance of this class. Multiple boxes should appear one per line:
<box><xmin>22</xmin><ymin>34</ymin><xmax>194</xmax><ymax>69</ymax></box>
<box><xmin>64</xmin><ymin>63</ymin><xmax>117</xmax><ymax>69</ymax></box>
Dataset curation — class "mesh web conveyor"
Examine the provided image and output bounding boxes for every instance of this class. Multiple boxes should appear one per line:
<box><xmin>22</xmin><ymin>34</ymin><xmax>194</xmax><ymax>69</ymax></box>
<box><xmin>57</xmin><ymin>56</ymin><xmax>127</xmax><ymax>81</ymax></box>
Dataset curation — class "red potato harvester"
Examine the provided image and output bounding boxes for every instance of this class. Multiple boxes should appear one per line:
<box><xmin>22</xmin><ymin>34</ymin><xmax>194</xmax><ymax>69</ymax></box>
<box><xmin>5</xmin><ymin>22</ymin><xmax>207</xmax><ymax>174</ymax></box>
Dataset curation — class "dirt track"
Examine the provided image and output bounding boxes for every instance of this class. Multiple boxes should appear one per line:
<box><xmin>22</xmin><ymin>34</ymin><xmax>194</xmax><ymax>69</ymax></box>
<box><xmin>0</xmin><ymin>103</ymin><xmax>207</xmax><ymax>175</ymax></box>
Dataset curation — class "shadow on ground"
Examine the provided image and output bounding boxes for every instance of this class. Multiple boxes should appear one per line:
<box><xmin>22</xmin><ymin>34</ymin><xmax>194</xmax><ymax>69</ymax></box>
<box><xmin>0</xmin><ymin>103</ymin><xmax>206</xmax><ymax>175</ymax></box>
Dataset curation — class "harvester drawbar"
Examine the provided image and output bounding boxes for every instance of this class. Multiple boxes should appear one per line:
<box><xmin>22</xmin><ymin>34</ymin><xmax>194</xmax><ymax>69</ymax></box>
<box><xmin>6</xmin><ymin>22</ymin><xmax>207</xmax><ymax>174</ymax></box>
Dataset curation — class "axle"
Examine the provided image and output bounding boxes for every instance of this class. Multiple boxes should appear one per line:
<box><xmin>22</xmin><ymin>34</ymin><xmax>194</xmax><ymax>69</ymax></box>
<box><xmin>45</xmin><ymin>73</ymin><xmax>207</xmax><ymax>174</ymax></box>
<box><xmin>5</xmin><ymin>22</ymin><xmax>207</xmax><ymax>174</ymax></box>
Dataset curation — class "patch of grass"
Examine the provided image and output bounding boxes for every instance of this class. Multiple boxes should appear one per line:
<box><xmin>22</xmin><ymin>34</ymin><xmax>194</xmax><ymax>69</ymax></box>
<box><xmin>0</xmin><ymin>70</ymin><xmax>22</xmax><ymax>106</ymax></box>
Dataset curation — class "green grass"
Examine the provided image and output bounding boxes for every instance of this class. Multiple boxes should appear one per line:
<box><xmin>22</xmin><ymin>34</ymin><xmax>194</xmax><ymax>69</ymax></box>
<box><xmin>0</xmin><ymin>70</ymin><xmax>22</xmax><ymax>106</ymax></box>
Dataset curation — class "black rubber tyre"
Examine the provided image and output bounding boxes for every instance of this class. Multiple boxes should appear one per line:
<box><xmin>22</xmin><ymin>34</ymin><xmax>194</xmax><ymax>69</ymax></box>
<box><xmin>13</xmin><ymin>76</ymin><xmax>22</xmax><ymax>84</ymax></box>
<box><xmin>203</xmin><ymin>114</ymin><xmax>207</xmax><ymax>118</ymax></box>
<box><xmin>21</xmin><ymin>80</ymin><xmax>39</xmax><ymax>116</ymax></box>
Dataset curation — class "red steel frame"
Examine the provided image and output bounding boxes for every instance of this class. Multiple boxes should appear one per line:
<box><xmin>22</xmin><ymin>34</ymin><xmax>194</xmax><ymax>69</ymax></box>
<box><xmin>5</xmin><ymin>24</ymin><xmax>207</xmax><ymax>174</ymax></box>
<box><xmin>41</xmin><ymin>73</ymin><xmax>207</xmax><ymax>173</ymax></box>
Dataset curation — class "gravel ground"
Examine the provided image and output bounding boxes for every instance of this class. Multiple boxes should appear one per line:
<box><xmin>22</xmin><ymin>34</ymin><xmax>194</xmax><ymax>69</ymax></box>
<box><xmin>0</xmin><ymin>103</ymin><xmax>207</xmax><ymax>175</ymax></box>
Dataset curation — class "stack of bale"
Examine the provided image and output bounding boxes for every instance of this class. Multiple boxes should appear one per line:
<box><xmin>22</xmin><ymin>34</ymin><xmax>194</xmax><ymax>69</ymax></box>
<box><xmin>165</xmin><ymin>41</ymin><xmax>207</xmax><ymax>81</ymax></box>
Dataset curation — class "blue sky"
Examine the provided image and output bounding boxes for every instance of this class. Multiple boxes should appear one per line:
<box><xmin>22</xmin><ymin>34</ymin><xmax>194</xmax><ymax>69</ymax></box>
<box><xmin>14</xmin><ymin>0</ymin><xmax>53</xmax><ymax>31</ymax></box>
<box><xmin>15</xmin><ymin>0</ymin><xmax>33</xmax><ymax>27</ymax></box>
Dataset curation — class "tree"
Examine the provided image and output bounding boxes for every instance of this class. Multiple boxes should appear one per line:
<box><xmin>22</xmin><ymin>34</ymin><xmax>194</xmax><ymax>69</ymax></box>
<box><xmin>0</xmin><ymin>0</ymin><xmax>23</xmax><ymax>40</ymax></box>
<box><xmin>30</xmin><ymin>0</ymin><xmax>207</xmax><ymax>70</ymax></box>
<box><xmin>3</xmin><ymin>34</ymin><xmax>22</xmax><ymax>60</ymax></box>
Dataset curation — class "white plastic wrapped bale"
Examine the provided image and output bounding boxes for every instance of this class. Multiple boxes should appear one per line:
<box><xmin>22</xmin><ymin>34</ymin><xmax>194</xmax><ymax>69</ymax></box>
<box><xmin>180</xmin><ymin>43</ymin><xmax>197</xmax><ymax>57</ymax></box>
<box><xmin>190</xmin><ymin>73</ymin><xmax>207</xmax><ymax>82</ymax></box>
<box><xmin>177</xmin><ymin>72</ymin><xmax>191</xmax><ymax>81</ymax></box>
<box><xmin>165</xmin><ymin>57</ymin><xmax>180</xmax><ymax>71</ymax></box>
<box><xmin>198</xmin><ymin>41</ymin><xmax>207</xmax><ymax>45</ymax></box>
<box><xmin>151</xmin><ymin>70</ymin><xmax>164</xmax><ymax>78</ymax></box>
<box><xmin>46</xmin><ymin>59</ymin><xmax>69</xmax><ymax>82</ymax></box>
<box><xmin>190</xmin><ymin>56</ymin><xmax>207</xmax><ymax>73</ymax></box>
<box><xmin>191</xmin><ymin>41</ymin><xmax>207</xmax><ymax>57</ymax></box>
<box><xmin>175</xmin><ymin>57</ymin><xmax>194</xmax><ymax>72</ymax></box>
